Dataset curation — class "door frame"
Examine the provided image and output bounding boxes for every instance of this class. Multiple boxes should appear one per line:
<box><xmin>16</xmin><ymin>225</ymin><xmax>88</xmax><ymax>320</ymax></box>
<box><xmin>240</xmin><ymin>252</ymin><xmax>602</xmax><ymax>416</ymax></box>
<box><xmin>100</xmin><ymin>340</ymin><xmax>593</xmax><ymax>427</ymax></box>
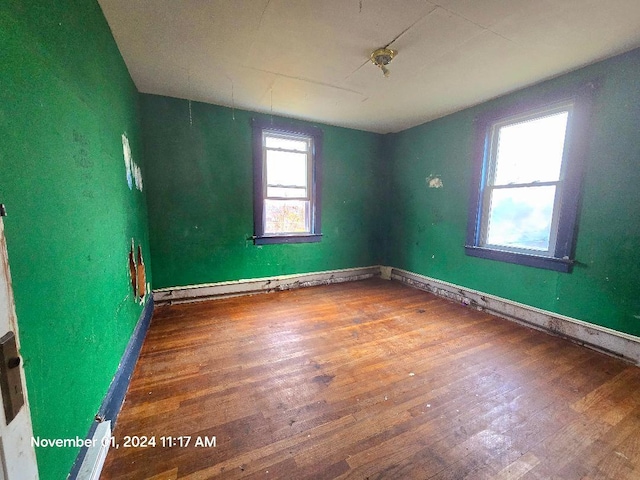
<box><xmin>0</xmin><ymin>215</ymin><xmax>39</xmax><ymax>479</ymax></box>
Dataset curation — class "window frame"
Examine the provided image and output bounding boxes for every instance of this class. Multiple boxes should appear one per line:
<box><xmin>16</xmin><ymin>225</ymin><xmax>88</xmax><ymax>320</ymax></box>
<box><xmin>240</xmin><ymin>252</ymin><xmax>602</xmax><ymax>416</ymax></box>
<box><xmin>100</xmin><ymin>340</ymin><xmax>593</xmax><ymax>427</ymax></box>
<box><xmin>252</xmin><ymin>118</ymin><xmax>323</xmax><ymax>245</ymax></box>
<box><xmin>465</xmin><ymin>83</ymin><xmax>598</xmax><ymax>272</ymax></box>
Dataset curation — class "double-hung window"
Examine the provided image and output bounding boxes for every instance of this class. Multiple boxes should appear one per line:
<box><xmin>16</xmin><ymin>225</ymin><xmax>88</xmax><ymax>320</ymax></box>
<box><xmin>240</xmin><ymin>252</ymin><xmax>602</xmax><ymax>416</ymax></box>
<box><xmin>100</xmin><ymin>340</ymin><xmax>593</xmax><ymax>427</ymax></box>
<box><xmin>252</xmin><ymin>119</ymin><xmax>322</xmax><ymax>244</ymax></box>
<box><xmin>466</xmin><ymin>85</ymin><xmax>596</xmax><ymax>272</ymax></box>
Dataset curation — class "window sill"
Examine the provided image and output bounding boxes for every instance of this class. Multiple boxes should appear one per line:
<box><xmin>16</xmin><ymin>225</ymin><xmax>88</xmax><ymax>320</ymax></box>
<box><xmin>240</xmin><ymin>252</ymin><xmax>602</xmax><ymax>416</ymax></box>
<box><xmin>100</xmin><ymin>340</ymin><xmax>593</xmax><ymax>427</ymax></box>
<box><xmin>254</xmin><ymin>234</ymin><xmax>322</xmax><ymax>245</ymax></box>
<box><xmin>464</xmin><ymin>246</ymin><xmax>574</xmax><ymax>273</ymax></box>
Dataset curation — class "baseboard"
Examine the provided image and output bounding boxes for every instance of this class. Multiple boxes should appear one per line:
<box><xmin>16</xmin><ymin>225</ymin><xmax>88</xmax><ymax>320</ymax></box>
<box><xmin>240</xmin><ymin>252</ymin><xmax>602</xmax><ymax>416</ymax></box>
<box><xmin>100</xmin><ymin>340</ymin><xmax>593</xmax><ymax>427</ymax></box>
<box><xmin>152</xmin><ymin>264</ymin><xmax>640</xmax><ymax>364</ymax></box>
<box><xmin>68</xmin><ymin>297</ymin><xmax>154</xmax><ymax>480</ymax></box>
<box><xmin>153</xmin><ymin>266</ymin><xmax>381</xmax><ymax>305</ymax></box>
<box><xmin>75</xmin><ymin>421</ymin><xmax>111</xmax><ymax>480</ymax></box>
<box><xmin>388</xmin><ymin>266</ymin><xmax>640</xmax><ymax>365</ymax></box>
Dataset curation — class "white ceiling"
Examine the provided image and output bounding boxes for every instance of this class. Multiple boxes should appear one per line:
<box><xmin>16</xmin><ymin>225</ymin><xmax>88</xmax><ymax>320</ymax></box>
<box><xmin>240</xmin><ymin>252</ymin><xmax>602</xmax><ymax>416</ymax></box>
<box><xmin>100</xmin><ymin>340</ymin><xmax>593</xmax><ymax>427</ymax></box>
<box><xmin>98</xmin><ymin>0</ymin><xmax>640</xmax><ymax>134</ymax></box>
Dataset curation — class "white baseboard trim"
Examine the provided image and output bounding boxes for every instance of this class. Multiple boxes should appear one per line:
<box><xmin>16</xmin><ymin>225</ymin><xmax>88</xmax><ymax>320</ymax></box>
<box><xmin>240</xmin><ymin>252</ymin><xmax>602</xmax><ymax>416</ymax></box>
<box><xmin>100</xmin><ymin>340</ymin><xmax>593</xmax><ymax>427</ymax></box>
<box><xmin>388</xmin><ymin>266</ymin><xmax>640</xmax><ymax>366</ymax></box>
<box><xmin>152</xmin><ymin>264</ymin><xmax>640</xmax><ymax>365</ymax></box>
<box><xmin>76</xmin><ymin>420</ymin><xmax>111</xmax><ymax>480</ymax></box>
<box><xmin>153</xmin><ymin>266</ymin><xmax>381</xmax><ymax>305</ymax></box>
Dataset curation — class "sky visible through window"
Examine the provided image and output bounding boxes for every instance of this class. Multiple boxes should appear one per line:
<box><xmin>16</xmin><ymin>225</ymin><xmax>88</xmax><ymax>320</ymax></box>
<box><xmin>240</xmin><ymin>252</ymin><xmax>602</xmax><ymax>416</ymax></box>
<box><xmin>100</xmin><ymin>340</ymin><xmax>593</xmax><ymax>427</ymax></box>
<box><xmin>485</xmin><ymin>111</ymin><xmax>569</xmax><ymax>251</ymax></box>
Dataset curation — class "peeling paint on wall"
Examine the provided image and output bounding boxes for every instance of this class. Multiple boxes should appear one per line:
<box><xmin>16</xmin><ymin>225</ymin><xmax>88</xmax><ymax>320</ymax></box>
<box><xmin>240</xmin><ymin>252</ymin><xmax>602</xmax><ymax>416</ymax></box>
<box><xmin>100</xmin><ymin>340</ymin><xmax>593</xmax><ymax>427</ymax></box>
<box><xmin>426</xmin><ymin>174</ymin><xmax>443</xmax><ymax>188</ymax></box>
<box><xmin>122</xmin><ymin>133</ymin><xmax>143</xmax><ymax>191</ymax></box>
<box><xmin>122</xmin><ymin>133</ymin><xmax>133</xmax><ymax>189</ymax></box>
<box><xmin>133</xmin><ymin>164</ymin><xmax>143</xmax><ymax>191</ymax></box>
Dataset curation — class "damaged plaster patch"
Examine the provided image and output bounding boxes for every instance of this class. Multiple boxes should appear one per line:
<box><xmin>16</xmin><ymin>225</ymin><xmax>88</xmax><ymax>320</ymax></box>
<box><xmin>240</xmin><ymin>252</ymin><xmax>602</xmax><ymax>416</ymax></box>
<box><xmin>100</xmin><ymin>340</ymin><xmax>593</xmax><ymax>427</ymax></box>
<box><xmin>122</xmin><ymin>133</ymin><xmax>144</xmax><ymax>191</ymax></box>
<box><xmin>134</xmin><ymin>164</ymin><xmax>143</xmax><ymax>191</ymax></box>
<box><xmin>122</xmin><ymin>133</ymin><xmax>133</xmax><ymax>189</ymax></box>
<box><xmin>426</xmin><ymin>174</ymin><xmax>443</xmax><ymax>188</ymax></box>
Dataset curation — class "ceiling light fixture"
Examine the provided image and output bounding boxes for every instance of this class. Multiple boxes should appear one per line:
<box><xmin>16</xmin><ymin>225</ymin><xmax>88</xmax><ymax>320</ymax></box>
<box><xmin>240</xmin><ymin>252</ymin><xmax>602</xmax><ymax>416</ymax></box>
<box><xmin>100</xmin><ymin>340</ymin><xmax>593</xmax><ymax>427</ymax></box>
<box><xmin>370</xmin><ymin>47</ymin><xmax>397</xmax><ymax>77</ymax></box>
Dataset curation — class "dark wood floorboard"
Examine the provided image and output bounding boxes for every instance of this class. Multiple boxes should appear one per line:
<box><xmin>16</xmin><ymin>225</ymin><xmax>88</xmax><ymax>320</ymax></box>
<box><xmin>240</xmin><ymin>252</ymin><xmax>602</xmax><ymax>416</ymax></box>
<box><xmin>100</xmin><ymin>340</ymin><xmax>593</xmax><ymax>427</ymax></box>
<box><xmin>101</xmin><ymin>278</ymin><xmax>640</xmax><ymax>479</ymax></box>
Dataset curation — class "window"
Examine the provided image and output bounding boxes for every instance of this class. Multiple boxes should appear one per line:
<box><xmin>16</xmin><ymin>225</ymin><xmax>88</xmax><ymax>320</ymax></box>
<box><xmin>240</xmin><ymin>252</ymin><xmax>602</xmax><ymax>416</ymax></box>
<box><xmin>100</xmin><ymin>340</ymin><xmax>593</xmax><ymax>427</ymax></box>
<box><xmin>252</xmin><ymin>119</ymin><xmax>322</xmax><ymax>244</ymax></box>
<box><xmin>466</xmin><ymin>85</ymin><xmax>596</xmax><ymax>272</ymax></box>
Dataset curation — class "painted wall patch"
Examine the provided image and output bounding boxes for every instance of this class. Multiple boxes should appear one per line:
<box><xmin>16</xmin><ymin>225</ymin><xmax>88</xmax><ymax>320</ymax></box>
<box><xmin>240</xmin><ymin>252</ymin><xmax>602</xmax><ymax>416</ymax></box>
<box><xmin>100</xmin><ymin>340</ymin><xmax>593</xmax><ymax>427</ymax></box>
<box><xmin>122</xmin><ymin>133</ymin><xmax>143</xmax><ymax>191</ymax></box>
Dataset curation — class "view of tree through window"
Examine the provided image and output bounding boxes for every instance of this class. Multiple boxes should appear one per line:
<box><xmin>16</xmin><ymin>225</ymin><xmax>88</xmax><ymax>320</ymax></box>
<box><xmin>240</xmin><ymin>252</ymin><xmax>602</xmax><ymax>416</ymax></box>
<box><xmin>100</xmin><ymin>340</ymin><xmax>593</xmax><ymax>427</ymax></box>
<box><xmin>265</xmin><ymin>200</ymin><xmax>308</xmax><ymax>233</ymax></box>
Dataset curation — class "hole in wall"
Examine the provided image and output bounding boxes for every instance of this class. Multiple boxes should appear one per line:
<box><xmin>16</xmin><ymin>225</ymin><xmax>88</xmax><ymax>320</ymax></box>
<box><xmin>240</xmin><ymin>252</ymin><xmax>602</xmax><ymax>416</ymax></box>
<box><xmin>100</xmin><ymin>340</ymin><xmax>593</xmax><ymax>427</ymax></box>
<box><xmin>426</xmin><ymin>174</ymin><xmax>443</xmax><ymax>189</ymax></box>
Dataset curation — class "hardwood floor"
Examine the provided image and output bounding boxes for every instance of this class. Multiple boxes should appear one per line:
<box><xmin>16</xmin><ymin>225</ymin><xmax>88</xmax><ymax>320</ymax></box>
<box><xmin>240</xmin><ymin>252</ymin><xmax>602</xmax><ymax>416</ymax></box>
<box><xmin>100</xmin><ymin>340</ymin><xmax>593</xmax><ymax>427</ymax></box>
<box><xmin>101</xmin><ymin>279</ymin><xmax>640</xmax><ymax>479</ymax></box>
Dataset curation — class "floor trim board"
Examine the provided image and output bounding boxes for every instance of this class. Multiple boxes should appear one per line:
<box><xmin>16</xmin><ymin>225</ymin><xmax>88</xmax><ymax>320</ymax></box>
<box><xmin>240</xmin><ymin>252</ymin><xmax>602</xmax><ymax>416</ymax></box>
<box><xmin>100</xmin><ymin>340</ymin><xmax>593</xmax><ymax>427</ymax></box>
<box><xmin>152</xmin><ymin>265</ymin><xmax>640</xmax><ymax>365</ymax></box>
<box><xmin>98</xmin><ymin>297</ymin><xmax>155</xmax><ymax>423</ymax></box>
<box><xmin>153</xmin><ymin>266</ymin><xmax>381</xmax><ymax>305</ymax></box>
<box><xmin>68</xmin><ymin>297</ymin><xmax>154</xmax><ymax>480</ymax></box>
<box><xmin>389</xmin><ymin>266</ymin><xmax>640</xmax><ymax>366</ymax></box>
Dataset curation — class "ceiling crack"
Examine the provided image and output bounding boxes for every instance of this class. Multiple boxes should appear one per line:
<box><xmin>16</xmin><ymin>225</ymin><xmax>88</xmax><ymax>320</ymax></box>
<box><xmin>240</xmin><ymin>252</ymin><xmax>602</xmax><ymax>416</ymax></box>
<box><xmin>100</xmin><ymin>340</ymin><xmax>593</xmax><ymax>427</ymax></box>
<box><xmin>430</xmin><ymin>2</ymin><xmax>515</xmax><ymax>43</ymax></box>
<box><xmin>246</xmin><ymin>66</ymin><xmax>366</xmax><ymax>97</ymax></box>
<box><xmin>384</xmin><ymin>4</ymin><xmax>439</xmax><ymax>49</ymax></box>
<box><xmin>257</xmin><ymin>0</ymin><xmax>271</xmax><ymax>30</ymax></box>
<box><xmin>343</xmin><ymin>58</ymin><xmax>371</xmax><ymax>81</ymax></box>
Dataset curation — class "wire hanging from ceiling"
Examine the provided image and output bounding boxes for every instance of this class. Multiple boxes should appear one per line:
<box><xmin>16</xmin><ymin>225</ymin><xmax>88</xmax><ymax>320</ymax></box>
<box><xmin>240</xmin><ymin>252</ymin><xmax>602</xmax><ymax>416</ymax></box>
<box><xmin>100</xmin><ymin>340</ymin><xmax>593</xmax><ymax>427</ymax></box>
<box><xmin>224</xmin><ymin>74</ymin><xmax>237</xmax><ymax>121</ymax></box>
<box><xmin>187</xmin><ymin>71</ymin><xmax>193</xmax><ymax>126</ymax></box>
<box><xmin>231</xmin><ymin>80</ymin><xmax>236</xmax><ymax>121</ymax></box>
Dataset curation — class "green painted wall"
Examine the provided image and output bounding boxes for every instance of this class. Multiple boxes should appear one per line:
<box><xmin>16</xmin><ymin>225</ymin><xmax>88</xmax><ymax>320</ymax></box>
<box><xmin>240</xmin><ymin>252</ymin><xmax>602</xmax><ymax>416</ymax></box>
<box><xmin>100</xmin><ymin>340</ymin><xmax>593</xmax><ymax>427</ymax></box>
<box><xmin>0</xmin><ymin>1</ymin><xmax>151</xmax><ymax>478</ymax></box>
<box><xmin>141</xmin><ymin>95</ymin><xmax>384</xmax><ymax>288</ymax></box>
<box><xmin>386</xmin><ymin>48</ymin><xmax>640</xmax><ymax>337</ymax></box>
<box><xmin>5</xmin><ymin>2</ymin><xmax>639</xmax><ymax>476</ymax></box>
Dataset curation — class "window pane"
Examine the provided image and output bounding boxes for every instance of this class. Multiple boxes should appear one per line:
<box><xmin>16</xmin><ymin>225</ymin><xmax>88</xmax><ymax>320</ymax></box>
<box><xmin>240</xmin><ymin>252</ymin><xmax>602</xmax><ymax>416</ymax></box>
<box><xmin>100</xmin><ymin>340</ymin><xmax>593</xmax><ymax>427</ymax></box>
<box><xmin>264</xmin><ymin>199</ymin><xmax>309</xmax><ymax>234</ymax></box>
<box><xmin>494</xmin><ymin>111</ymin><xmax>568</xmax><ymax>185</ymax></box>
<box><xmin>266</xmin><ymin>150</ymin><xmax>307</xmax><ymax>187</ymax></box>
<box><xmin>265</xmin><ymin>135</ymin><xmax>308</xmax><ymax>152</ymax></box>
<box><xmin>486</xmin><ymin>186</ymin><xmax>556</xmax><ymax>251</ymax></box>
<box><xmin>266</xmin><ymin>186</ymin><xmax>307</xmax><ymax>198</ymax></box>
